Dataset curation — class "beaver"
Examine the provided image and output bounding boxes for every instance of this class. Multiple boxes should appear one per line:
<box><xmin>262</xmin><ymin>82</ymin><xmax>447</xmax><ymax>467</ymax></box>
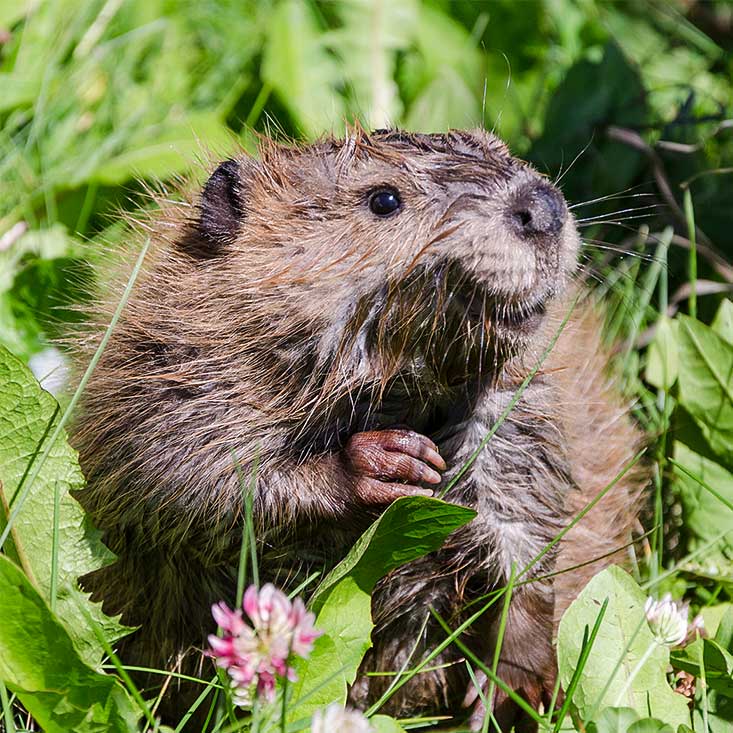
<box><xmin>71</xmin><ymin>127</ymin><xmax>646</xmax><ymax>731</ymax></box>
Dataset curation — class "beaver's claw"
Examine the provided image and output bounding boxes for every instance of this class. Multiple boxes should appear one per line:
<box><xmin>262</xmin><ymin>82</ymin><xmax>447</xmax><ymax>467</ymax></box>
<box><xmin>345</xmin><ymin>428</ymin><xmax>446</xmax><ymax>504</ymax></box>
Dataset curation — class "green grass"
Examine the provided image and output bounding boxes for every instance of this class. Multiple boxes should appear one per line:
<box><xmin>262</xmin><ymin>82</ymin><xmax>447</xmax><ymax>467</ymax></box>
<box><xmin>1</xmin><ymin>1</ymin><xmax>732</xmax><ymax>732</ymax></box>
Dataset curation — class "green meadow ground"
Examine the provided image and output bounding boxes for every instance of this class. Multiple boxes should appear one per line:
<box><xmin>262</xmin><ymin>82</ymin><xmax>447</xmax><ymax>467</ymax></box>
<box><xmin>0</xmin><ymin>1</ymin><xmax>732</xmax><ymax>731</ymax></box>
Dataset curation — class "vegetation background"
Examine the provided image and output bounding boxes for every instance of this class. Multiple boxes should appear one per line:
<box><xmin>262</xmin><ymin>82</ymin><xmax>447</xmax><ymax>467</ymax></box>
<box><xmin>0</xmin><ymin>1</ymin><xmax>732</xmax><ymax>732</ymax></box>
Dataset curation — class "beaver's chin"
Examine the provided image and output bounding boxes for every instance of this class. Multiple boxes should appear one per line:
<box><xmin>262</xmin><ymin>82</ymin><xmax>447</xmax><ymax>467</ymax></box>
<box><xmin>491</xmin><ymin>298</ymin><xmax>547</xmax><ymax>338</ymax></box>
<box><xmin>445</xmin><ymin>262</ymin><xmax>552</xmax><ymax>341</ymax></box>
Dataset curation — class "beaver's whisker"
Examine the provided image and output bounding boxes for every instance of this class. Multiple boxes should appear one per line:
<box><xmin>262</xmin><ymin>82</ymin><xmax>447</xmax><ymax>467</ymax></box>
<box><xmin>576</xmin><ymin>212</ymin><xmax>664</xmax><ymax>228</ymax></box>
<box><xmin>554</xmin><ymin>135</ymin><xmax>595</xmax><ymax>186</ymax></box>
<box><xmin>575</xmin><ymin>204</ymin><xmax>664</xmax><ymax>224</ymax></box>
<box><xmin>568</xmin><ymin>185</ymin><xmax>655</xmax><ymax>210</ymax></box>
<box><xmin>582</xmin><ymin>239</ymin><xmax>665</xmax><ymax>265</ymax></box>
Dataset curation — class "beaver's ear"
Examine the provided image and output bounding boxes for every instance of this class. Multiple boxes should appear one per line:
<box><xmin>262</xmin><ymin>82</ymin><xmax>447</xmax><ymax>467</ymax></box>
<box><xmin>182</xmin><ymin>159</ymin><xmax>245</xmax><ymax>258</ymax></box>
<box><xmin>200</xmin><ymin>158</ymin><xmax>244</xmax><ymax>244</ymax></box>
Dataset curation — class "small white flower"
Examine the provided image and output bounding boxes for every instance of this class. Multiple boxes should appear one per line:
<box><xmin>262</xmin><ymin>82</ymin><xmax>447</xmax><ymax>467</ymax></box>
<box><xmin>29</xmin><ymin>347</ymin><xmax>69</xmax><ymax>396</ymax></box>
<box><xmin>644</xmin><ymin>593</ymin><xmax>703</xmax><ymax>647</ymax></box>
<box><xmin>311</xmin><ymin>704</ymin><xmax>373</xmax><ymax>733</ymax></box>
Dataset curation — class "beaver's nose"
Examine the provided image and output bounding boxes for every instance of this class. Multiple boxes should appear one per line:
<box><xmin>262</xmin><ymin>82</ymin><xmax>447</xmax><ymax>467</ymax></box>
<box><xmin>508</xmin><ymin>182</ymin><xmax>567</xmax><ymax>239</ymax></box>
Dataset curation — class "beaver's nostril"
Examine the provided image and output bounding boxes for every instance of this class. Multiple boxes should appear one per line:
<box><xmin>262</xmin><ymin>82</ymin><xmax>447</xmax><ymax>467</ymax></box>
<box><xmin>508</xmin><ymin>183</ymin><xmax>566</xmax><ymax>239</ymax></box>
<box><xmin>512</xmin><ymin>208</ymin><xmax>533</xmax><ymax>229</ymax></box>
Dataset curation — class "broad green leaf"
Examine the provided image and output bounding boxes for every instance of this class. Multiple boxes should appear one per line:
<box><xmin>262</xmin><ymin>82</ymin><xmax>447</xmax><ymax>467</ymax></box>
<box><xmin>408</xmin><ymin>4</ymin><xmax>483</xmax><ymax>97</ymax></box>
<box><xmin>628</xmin><ymin>721</ymin><xmax>674</xmax><ymax>733</ymax></box>
<box><xmin>645</xmin><ymin>316</ymin><xmax>678</xmax><ymax>390</ymax></box>
<box><xmin>328</xmin><ymin>0</ymin><xmax>417</xmax><ymax>128</ymax></box>
<box><xmin>701</xmin><ymin>604</ymin><xmax>733</xmax><ymax>639</ymax></box>
<box><xmin>671</xmin><ymin>637</ymin><xmax>733</xmax><ymax>696</ymax></box>
<box><xmin>714</xmin><ymin>605</ymin><xmax>733</xmax><ymax>650</ymax></box>
<box><xmin>261</xmin><ymin>0</ymin><xmax>344</xmax><ymax>137</ymax></box>
<box><xmin>689</xmin><ymin>608</ymin><xmax>733</xmax><ymax>732</ymax></box>
<box><xmin>0</xmin><ymin>0</ymin><xmax>37</xmax><ymax>27</ymax></box>
<box><xmin>587</xmin><ymin>706</ymin><xmax>641</xmax><ymax>733</ymax></box>
<box><xmin>588</xmin><ymin>710</ymin><xmax>677</xmax><ymax>733</ymax></box>
<box><xmin>401</xmin><ymin>4</ymin><xmax>482</xmax><ymax>131</ymax></box>
<box><xmin>90</xmin><ymin>113</ymin><xmax>233</xmax><ymax>186</ymax></box>
<box><xmin>671</xmin><ymin>606</ymin><xmax>733</xmax><ymax>698</ymax></box>
<box><xmin>289</xmin><ymin>496</ymin><xmax>475</xmax><ymax>723</ymax></box>
<box><xmin>0</xmin><ymin>223</ymin><xmax>81</xmax><ymax>294</ymax></box>
<box><xmin>0</xmin><ymin>74</ymin><xmax>39</xmax><ymax>112</ymax></box>
<box><xmin>0</xmin><ymin>295</ymin><xmax>37</xmax><ymax>361</ymax></box>
<box><xmin>0</xmin><ymin>225</ymin><xmax>93</xmax><ymax>360</ymax></box>
<box><xmin>712</xmin><ymin>299</ymin><xmax>733</xmax><ymax>345</ymax></box>
<box><xmin>557</xmin><ymin>566</ymin><xmax>690</xmax><ymax>727</ymax></box>
<box><xmin>0</xmin><ymin>555</ymin><xmax>140</xmax><ymax>733</ymax></box>
<box><xmin>673</xmin><ymin>441</ymin><xmax>733</xmax><ymax>558</ymax></box>
<box><xmin>310</xmin><ymin>496</ymin><xmax>476</xmax><ymax>609</ymax></box>
<box><xmin>404</xmin><ymin>69</ymin><xmax>481</xmax><ymax>133</ymax></box>
<box><xmin>529</xmin><ymin>43</ymin><xmax>646</xmax><ymax>202</ymax></box>
<box><xmin>371</xmin><ymin>715</ymin><xmax>407</xmax><ymax>732</ymax></box>
<box><xmin>677</xmin><ymin>315</ymin><xmax>733</xmax><ymax>469</ymax></box>
<box><xmin>692</xmin><ymin>693</ymin><xmax>733</xmax><ymax>733</ymax></box>
<box><xmin>0</xmin><ymin>346</ymin><xmax>131</xmax><ymax>665</ymax></box>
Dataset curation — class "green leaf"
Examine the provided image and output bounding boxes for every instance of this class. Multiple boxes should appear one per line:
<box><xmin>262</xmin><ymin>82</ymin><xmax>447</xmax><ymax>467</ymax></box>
<box><xmin>0</xmin><ymin>345</ymin><xmax>131</xmax><ymax>666</ymax></box>
<box><xmin>0</xmin><ymin>555</ymin><xmax>140</xmax><ymax>733</ymax></box>
<box><xmin>288</xmin><ymin>496</ymin><xmax>475</xmax><ymax>723</ymax></box>
<box><xmin>557</xmin><ymin>566</ymin><xmax>691</xmax><ymax>727</ymax></box>
<box><xmin>529</xmin><ymin>42</ymin><xmax>646</xmax><ymax>201</ymax></box>
<box><xmin>673</xmin><ymin>441</ymin><xmax>733</xmax><ymax>559</ymax></box>
<box><xmin>701</xmin><ymin>605</ymin><xmax>733</xmax><ymax>640</ymax></box>
<box><xmin>404</xmin><ymin>68</ymin><xmax>481</xmax><ymax>133</ymax></box>
<box><xmin>0</xmin><ymin>224</ymin><xmax>88</xmax><ymax>360</ymax></box>
<box><xmin>0</xmin><ymin>73</ymin><xmax>39</xmax><ymax>112</ymax></box>
<box><xmin>587</xmin><ymin>707</ymin><xmax>641</xmax><ymax>733</ymax></box>
<box><xmin>714</xmin><ymin>606</ymin><xmax>733</xmax><ymax>651</ymax></box>
<box><xmin>0</xmin><ymin>0</ymin><xmax>36</xmax><ymax>27</ymax></box>
<box><xmin>587</xmin><ymin>707</ymin><xmax>677</xmax><ymax>733</ymax></box>
<box><xmin>371</xmin><ymin>714</ymin><xmax>407</xmax><ymax>732</ymax></box>
<box><xmin>628</xmin><ymin>721</ymin><xmax>674</xmax><ymax>733</ymax></box>
<box><xmin>401</xmin><ymin>4</ymin><xmax>482</xmax><ymax>131</ymax></box>
<box><xmin>712</xmin><ymin>299</ymin><xmax>733</xmax><ymax>345</ymax></box>
<box><xmin>692</xmin><ymin>692</ymin><xmax>733</xmax><ymax>733</ymax></box>
<box><xmin>0</xmin><ymin>224</ymin><xmax>81</xmax><ymax>294</ymax></box>
<box><xmin>328</xmin><ymin>0</ymin><xmax>418</xmax><ymax>128</ymax></box>
<box><xmin>261</xmin><ymin>0</ymin><xmax>344</xmax><ymax>137</ymax></box>
<box><xmin>90</xmin><ymin>112</ymin><xmax>232</xmax><ymax>186</ymax></box>
<box><xmin>671</xmin><ymin>606</ymin><xmax>733</xmax><ymax>700</ymax></box>
<box><xmin>671</xmin><ymin>637</ymin><xmax>733</xmax><ymax>696</ymax></box>
<box><xmin>646</xmin><ymin>316</ymin><xmax>679</xmax><ymax>390</ymax></box>
<box><xmin>677</xmin><ymin>315</ymin><xmax>733</xmax><ymax>469</ymax></box>
<box><xmin>311</xmin><ymin>496</ymin><xmax>476</xmax><ymax>609</ymax></box>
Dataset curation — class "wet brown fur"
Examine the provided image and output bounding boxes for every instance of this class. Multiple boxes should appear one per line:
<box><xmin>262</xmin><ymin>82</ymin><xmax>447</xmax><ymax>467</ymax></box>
<box><xmin>70</xmin><ymin>127</ymin><xmax>646</xmax><ymax>730</ymax></box>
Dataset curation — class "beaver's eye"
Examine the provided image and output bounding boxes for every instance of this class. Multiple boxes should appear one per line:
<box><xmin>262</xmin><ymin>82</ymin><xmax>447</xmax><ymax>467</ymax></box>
<box><xmin>368</xmin><ymin>188</ymin><xmax>401</xmax><ymax>217</ymax></box>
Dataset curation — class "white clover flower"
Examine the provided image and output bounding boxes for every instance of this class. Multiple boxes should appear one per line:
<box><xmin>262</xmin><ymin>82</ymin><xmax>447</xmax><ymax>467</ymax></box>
<box><xmin>644</xmin><ymin>593</ymin><xmax>703</xmax><ymax>647</ymax></box>
<box><xmin>616</xmin><ymin>593</ymin><xmax>703</xmax><ymax>707</ymax></box>
<box><xmin>311</xmin><ymin>704</ymin><xmax>373</xmax><ymax>733</ymax></box>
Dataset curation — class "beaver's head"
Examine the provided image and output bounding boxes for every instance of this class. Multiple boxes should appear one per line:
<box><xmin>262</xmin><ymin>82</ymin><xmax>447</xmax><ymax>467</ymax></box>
<box><xmin>189</xmin><ymin>128</ymin><xmax>579</xmax><ymax>388</ymax></box>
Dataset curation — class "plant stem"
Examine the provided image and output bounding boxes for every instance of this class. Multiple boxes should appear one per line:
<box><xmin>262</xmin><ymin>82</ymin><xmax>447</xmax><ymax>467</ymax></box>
<box><xmin>486</xmin><ymin>565</ymin><xmax>515</xmax><ymax>731</ymax></box>
<box><xmin>440</xmin><ymin>292</ymin><xmax>580</xmax><ymax>499</ymax></box>
<box><xmin>0</xmin><ymin>680</ymin><xmax>15</xmax><ymax>733</ymax></box>
<box><xmin>612</xmin><ymin>641</ymin><xmax>657</xmax><ymax>707</ymax></box>
<box><xmin>50</xmin><ymin>480</ymin><xmax>60</xmax><ymax>612</ymax></box>
<box><xmin>683</xmin><ymin>187</ymin><xmax>697</xmax><ymax>319</ymax></box>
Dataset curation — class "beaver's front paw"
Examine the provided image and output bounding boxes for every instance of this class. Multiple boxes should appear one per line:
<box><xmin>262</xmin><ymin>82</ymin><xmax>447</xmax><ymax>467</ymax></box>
<box><xmin>345</xmin><ymin>429</ymin><xmax>446</xmax><ymax>504</ymax></box>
